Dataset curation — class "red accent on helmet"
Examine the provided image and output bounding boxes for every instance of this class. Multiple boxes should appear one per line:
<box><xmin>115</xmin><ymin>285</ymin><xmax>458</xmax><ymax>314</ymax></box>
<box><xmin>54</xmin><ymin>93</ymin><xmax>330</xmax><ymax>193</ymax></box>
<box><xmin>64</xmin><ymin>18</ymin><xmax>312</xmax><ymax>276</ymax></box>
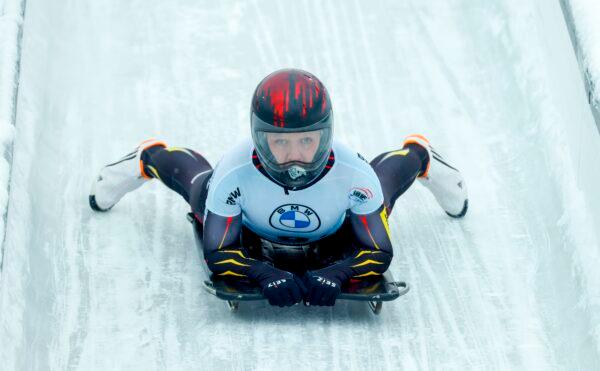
<box><xmin>252</xmin><ymin>69</ymin><xmax>331</xmax><ymax>129</ymax></box>
<box><xmin>250</xmin><ymin>69</ymin><xmax>334</xmax><ymax>188</ymax></box>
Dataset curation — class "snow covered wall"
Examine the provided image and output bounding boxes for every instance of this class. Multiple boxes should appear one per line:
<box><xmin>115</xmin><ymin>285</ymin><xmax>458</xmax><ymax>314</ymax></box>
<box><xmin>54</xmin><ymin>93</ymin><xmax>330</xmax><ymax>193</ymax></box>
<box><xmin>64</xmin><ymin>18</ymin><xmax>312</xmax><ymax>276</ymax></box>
<box><xmin>566</xmin><ymin>0</ymin><xmax>600</xmax><ymax>121</ymax></box>
<box><xmin>0</xmin><ymin>0</ymin><xmax>25</xmax><ymax>273</ymax></box>
<box><xmin>560</xmin><ymin>0</ymin><xmax>600</xmax><ymax>267</ymax></box>
<box><xmin>535</xmin><ymin>0</ymin><xmax>600</xmax><ymax>357</ymax></box>
<box><xmin>1</xmin><ymin>0</ymin><xmax>599</xmax><ymax>369</ymax></box>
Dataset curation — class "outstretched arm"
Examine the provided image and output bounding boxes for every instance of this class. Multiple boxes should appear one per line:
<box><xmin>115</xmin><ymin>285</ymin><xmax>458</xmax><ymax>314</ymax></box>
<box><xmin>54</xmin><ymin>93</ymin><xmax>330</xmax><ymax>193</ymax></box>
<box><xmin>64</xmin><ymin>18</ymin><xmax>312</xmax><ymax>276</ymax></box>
<box><xmin>308</xmin><ymin>205</ymin><xmax>394</xmax><ymax>282</ymax></box>
<box><xmin>302</xmin><ymin>205</ymin><xmax>393</xmax><ymax>306</ymax></box>
<box><xmin>202</xmin><ymin>211</ymin><xmax>306</xmax><ymax>307</ymax></box>
<box><xmin>202</xmin><ymin>211</ymin><xmax>258</xmax><ymax>278</ymax></box>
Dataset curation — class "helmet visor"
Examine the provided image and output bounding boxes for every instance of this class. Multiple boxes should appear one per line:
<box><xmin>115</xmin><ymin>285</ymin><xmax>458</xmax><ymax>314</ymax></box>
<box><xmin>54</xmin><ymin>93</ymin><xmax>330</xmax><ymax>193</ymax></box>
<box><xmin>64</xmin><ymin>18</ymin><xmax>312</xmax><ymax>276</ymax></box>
<box><xmin>254</xmin><ymin>128</ymin><xmax>332</xmax><ymax>174</ymax></box>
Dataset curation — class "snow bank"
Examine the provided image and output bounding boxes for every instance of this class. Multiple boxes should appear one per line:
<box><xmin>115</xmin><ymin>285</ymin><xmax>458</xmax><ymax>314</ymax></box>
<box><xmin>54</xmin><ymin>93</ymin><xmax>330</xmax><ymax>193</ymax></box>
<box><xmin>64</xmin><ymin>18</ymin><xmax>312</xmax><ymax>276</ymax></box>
<box><xmin>564</xmin><ymin>0</ymin><xmax>600</xmax><ymax>124</ymax></box>
<box><xmin>0</xmin><ymin>0</ymin><xmax>25</xmax><ymax>271</ymax></box>
<box><xmin>570</xmin><ymin>0</ymin><xmax>600</xmax><ymax>98</ymax></box>
<box><xmin>537</xmin><ymin>0</ymin><xmax>600</xmax><ymax>355</ymax></box>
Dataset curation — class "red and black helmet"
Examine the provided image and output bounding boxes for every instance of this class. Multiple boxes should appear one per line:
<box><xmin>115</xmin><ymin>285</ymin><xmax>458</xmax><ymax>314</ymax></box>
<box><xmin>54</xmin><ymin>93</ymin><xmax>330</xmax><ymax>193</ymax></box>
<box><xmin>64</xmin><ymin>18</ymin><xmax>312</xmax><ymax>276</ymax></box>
<box><xmin>250</xmin><ymin>69</ymin><xmax>333</xmax><ymax>188</ymax></box>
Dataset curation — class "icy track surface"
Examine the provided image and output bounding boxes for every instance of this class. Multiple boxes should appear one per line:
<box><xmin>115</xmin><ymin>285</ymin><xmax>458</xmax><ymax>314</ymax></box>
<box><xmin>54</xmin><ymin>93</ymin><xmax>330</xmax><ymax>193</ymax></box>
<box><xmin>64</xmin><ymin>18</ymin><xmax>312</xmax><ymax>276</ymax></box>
<box><xmin>1</xmin><ymin>0</ymin><xmax>599</xmax><ymax>370</ymax></box>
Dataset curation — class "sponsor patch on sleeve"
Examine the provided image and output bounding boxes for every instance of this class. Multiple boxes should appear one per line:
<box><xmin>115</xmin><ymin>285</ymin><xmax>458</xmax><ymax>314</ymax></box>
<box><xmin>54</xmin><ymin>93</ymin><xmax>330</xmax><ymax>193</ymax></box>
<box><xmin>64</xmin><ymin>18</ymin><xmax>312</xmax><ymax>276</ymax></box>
<box><xmin>349</xmin><ymin>187</ymin><xmax>373</xmax><ymax>204</ymax></box>
<box><xmin>225</xmin><ymin>187</ymin><xmax>241</xmax><ymax>205</ymax></box>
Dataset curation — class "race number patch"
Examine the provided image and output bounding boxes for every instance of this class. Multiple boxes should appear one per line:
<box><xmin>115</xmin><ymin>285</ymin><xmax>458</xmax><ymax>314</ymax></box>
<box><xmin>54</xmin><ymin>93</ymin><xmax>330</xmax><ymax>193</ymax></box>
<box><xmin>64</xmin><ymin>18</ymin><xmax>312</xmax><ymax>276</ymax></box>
<box><xmin>269</xmin><ymin>204</ymin><xmax>321</xmax><ymax>232</ymax></box>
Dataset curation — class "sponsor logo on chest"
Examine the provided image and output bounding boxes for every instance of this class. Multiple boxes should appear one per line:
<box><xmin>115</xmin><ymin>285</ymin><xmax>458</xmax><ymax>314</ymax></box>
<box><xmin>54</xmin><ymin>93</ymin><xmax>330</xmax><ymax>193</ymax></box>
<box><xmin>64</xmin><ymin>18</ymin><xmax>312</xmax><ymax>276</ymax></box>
<box><xmin>269</xmin><ymin>204</ymin><xmax>321</xmax><ymax>232</ymax></box>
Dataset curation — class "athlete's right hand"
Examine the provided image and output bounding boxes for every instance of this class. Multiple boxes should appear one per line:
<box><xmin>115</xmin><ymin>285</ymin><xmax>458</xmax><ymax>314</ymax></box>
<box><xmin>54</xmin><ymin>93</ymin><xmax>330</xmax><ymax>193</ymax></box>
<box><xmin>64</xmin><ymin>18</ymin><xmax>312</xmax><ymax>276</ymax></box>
<box><xmin>254</xmin><ymin>266</ymin><xmax>306</xmax><ymax>307</ymax></box>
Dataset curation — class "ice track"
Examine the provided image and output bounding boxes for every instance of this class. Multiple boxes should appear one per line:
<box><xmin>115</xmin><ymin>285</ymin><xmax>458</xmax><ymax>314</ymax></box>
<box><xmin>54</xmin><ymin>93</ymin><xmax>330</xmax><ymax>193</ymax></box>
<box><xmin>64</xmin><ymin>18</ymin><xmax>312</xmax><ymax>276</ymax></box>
<box><xmin>1</xmin><ymin>0</ymin><xmax>599</xmax><ymax>370</ymax></box>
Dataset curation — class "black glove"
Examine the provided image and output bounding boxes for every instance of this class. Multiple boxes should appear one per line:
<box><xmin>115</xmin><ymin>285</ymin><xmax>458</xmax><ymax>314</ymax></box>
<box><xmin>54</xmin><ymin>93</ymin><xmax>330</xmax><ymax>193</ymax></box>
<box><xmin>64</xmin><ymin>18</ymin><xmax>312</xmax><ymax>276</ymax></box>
<box><xmin>303</xmin><ymin>271</ymin><xmax>343</xmax><ymax>306</ymax></box>
<box><xmin>252</xmin><ymin>265</ymin><xmax>306</xmax><ymax>307</ymax></box>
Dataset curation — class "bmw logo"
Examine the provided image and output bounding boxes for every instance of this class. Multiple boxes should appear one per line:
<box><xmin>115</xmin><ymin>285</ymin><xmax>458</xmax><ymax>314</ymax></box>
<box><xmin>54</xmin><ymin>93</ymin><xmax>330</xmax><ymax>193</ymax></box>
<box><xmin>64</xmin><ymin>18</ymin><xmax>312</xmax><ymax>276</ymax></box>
<box><xmin>269</xmin><ymin>204</ymin><xmax>321</xmax><ymax>232</ymax></box>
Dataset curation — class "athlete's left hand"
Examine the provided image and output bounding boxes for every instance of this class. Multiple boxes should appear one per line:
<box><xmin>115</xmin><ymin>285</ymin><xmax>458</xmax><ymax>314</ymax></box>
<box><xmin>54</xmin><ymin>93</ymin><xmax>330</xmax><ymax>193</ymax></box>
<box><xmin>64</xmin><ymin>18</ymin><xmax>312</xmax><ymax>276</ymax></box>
<box><xmin>302</xmin><ymin>271</ymin><xmax>342</xmax><ymax>306</ymax></box>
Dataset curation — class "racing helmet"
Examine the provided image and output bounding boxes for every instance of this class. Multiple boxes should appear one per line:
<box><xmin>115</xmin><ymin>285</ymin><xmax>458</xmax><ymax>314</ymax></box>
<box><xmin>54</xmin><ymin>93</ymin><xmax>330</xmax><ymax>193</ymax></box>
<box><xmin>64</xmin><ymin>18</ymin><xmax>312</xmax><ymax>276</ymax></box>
<box><xmin>251</xmin><ymin>69</ymin><xmax>333</xmax><ymax>188</ymax></box>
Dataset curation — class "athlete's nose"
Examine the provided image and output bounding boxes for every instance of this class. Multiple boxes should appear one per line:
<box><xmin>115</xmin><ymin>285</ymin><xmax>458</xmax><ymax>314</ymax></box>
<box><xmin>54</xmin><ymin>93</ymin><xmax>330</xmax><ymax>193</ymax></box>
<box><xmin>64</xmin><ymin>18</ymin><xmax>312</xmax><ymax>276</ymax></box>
<box><xmin>286</xmin><ymin>143</ymin><xmax>305</xmax><ymax>162</ymax></box>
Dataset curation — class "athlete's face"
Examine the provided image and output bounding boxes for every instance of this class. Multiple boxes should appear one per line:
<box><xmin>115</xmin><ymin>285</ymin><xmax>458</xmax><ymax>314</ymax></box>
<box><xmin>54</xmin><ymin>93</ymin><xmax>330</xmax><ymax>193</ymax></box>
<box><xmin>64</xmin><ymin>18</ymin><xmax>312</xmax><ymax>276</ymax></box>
<box><xmin>266</xmin><ymin>131</ymin><xmax>322</xmax><ymax>165</ymax></box>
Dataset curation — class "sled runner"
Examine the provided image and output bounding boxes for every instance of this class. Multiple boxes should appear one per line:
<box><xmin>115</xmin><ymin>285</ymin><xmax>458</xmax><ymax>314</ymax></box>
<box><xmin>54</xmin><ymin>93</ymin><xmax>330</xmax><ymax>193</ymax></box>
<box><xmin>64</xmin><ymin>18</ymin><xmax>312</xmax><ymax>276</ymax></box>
<box><xmin>202</xmin><ymin>270</ymin><xmax>409</xmax><ymax>314</ymax></box>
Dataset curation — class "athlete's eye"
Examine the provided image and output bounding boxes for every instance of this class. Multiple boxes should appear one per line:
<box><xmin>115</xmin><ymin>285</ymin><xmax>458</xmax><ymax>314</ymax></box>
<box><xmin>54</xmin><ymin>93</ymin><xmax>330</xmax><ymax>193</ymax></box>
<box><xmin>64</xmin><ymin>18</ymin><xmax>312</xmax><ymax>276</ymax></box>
<box><xmin>300</xmin><ymin>137</ymin><xmax>313</xmax><ymax>146</ymax></box>
<box><xmin>274</xmin><ymin>139</ymin><xmax>288</xmax><ymax>146</ymax></box>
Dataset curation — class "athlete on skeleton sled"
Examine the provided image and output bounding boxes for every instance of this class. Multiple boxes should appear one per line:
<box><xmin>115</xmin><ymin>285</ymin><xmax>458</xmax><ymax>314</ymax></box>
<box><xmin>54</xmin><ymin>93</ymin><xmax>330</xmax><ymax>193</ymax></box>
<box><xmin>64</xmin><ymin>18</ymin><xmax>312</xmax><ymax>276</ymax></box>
<box><xmin>89</xmin><ymin>69</ymin><xmax>468</xmax><ymax>307</ymax></box>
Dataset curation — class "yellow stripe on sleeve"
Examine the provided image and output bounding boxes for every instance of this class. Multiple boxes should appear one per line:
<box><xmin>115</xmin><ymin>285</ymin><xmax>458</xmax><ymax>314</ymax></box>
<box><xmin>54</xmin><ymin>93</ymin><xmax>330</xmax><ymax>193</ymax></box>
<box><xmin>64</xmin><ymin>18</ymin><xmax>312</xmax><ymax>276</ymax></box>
<box><xmin>351</xmin><ymin>259</ymin><xmax>384</xmax><ymax>268</ymax></box>
<box><xmin>214</xmin><ymin>259</ymin><xmax>250</xmax><ymax>267</ymax></box>
<box><xmin>218</xmin><ymin>270</ymin><xmax>247</xmax><ymax>277</ymax></box>
<box><xmin>353</xmin><ymin>271</ymin><xmax>381</xmax><ymax>278</ymax></box>
<box><xmin>221</xmin><ymin>250</ymin><xmax>247</xmax><ymax>259</ymax></box>
<box><xmin>355</xmin><ymin>250</ymin><xmax>382</xmax><ymax>259</ymax></box>
<box><xmin>379</xmin><ymin>208</ymin><xmax>391</xmax><ymax>240</ymax></box>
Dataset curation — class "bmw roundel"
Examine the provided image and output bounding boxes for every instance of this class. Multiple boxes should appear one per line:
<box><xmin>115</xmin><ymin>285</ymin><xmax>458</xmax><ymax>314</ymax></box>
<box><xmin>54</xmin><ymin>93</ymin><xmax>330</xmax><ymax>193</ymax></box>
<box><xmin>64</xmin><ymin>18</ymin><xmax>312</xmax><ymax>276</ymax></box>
<box><xmin>269</xmin><ymin>204</ymin><xmax>321</xmax><ymax>232</ymax></box>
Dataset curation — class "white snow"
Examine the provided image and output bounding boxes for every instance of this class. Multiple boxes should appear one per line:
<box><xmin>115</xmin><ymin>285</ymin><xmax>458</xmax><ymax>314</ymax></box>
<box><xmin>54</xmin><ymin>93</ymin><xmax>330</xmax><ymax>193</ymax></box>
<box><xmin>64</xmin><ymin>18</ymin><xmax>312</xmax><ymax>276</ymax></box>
<box><xmin>570</xmin><ymin>0</ymin><xmax>600</xmax><ymax>102</ymax></box>
<box><xmin>0</xmin><ymin>0</ymin><xmax>599</xmax><ymax>370</ymax></box>
<box><xmin>0</xmin><ymin>0</ymin><xmax>24</xmax><ymax>271</ymax></box>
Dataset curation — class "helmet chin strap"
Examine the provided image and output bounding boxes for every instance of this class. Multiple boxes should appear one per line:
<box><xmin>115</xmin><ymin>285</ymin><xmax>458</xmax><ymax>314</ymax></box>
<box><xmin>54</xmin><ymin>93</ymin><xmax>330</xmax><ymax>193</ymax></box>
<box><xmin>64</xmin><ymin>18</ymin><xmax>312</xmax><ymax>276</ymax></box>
<box><xmin>287</xmin><ymin>165</ymin><xmax>307</xmax><ymax>180</ymax></box>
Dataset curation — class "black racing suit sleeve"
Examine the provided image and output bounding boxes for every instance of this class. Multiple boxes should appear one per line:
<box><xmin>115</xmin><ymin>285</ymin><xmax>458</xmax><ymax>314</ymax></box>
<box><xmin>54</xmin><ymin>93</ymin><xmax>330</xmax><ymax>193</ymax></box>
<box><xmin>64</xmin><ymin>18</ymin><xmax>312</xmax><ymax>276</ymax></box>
<box><xmin>316</xmin><ymin>204</ymin><xmax>394</xmax><ymax>282</ymax></box>
<box><xmin>202</xmin><ymin>210</ymin><xmax>268</xmax><ymax>280</ymax></box>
